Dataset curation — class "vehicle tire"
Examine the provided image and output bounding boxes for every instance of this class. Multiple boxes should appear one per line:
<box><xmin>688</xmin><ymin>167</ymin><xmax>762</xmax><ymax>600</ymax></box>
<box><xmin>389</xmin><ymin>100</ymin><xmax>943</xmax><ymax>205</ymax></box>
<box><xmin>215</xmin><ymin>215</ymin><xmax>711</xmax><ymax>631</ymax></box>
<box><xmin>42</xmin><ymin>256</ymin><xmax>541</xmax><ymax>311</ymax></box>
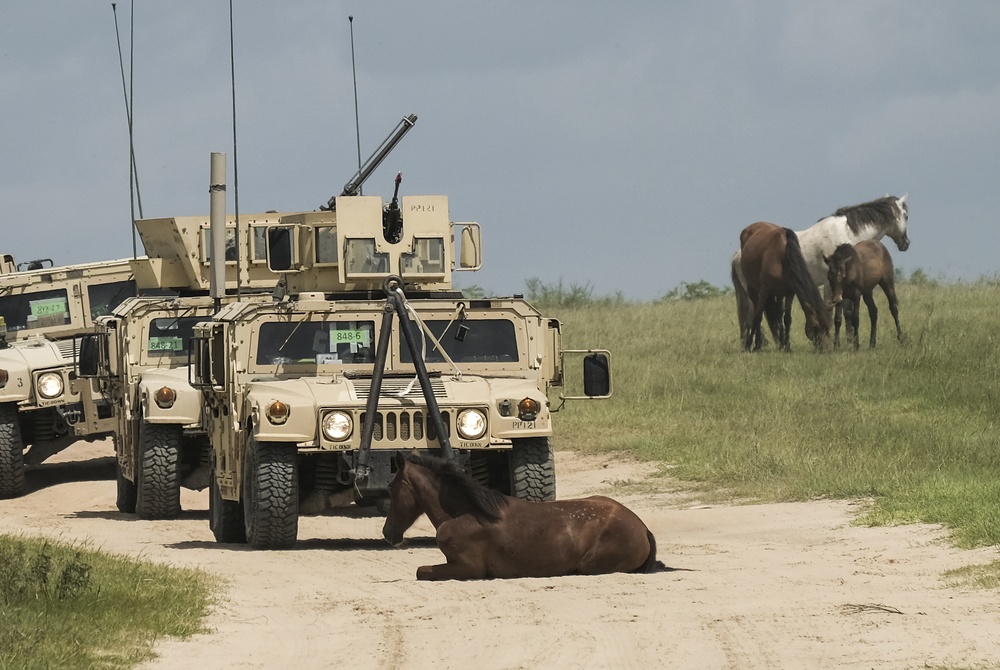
<box><xmin>244</xmin><ymin>436</ymin><xmax>298</xmax><ymax>549</ymax></box>
<box><xmin>0</xmin><ymin>403</ymin><xmax>25</xmax><ymax>499</ymax></box>
<box><xmin>116</xmin><ymin>462</ymin><xmax>137</xmax><ymax>513</ymax></box>
<box><xmin>113</xmin><ymin>433</ymin><xmax>137</xmax><ymax>513</ymax></box>
<box><xmin>210</xmin><ymin>459</ymin><xmax>246</xmax><ymax>544</ymax></box>
<box><xmin>135</xmin><ymin>422</ymin><xmax>182</xmax><ymax>520</ymax></box>
<box><xmin>510</xmin><ymin>437</ymin><xmax>556</xmax><ymax>502</ymax></box>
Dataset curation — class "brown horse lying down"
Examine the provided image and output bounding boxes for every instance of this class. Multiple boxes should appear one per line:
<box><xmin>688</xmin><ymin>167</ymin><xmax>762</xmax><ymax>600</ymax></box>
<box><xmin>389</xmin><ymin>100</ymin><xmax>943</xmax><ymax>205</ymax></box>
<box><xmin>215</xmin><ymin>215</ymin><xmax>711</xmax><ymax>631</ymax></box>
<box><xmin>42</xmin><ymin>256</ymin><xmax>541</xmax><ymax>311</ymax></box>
<box><xmin>382</xmin><ymin>453</ymin><xmax>667</xmax><ymax>580</ymax></box>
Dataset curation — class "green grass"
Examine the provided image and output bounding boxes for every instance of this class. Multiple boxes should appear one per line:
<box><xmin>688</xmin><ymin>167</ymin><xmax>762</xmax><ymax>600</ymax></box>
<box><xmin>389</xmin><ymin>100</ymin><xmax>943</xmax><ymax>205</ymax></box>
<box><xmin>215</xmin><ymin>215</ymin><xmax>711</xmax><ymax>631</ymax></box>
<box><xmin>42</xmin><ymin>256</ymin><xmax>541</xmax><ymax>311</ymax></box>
<box><xmin>548</xmin><ymin>281</ymin><xmax>1000</xmax><ymax>551</ymax></box>
<box><xmin>0</xmin><ymin>535</ymin><xmax>212</xmax><ymax>669</ymax></box>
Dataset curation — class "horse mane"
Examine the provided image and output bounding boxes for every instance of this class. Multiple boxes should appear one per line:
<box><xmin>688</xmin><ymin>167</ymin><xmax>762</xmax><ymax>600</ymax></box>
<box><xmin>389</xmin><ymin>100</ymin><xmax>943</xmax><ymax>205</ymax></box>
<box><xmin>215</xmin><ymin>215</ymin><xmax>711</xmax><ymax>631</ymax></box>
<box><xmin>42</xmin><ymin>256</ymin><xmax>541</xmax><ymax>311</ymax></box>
<box><xmin>783</xmin><ymin>229</ymin><xmax>833</xmax><ymax>331</ymax></box>
<box><xmin>828</xmin><ymin>196</ymin><xmax>903</xmax><ymax>235</ymax></box>
<box><xmin>829</xmin><ymin>243</ymin><xmax>856</xmax><ymax>264</ymax></box>
<box><xmin>406</xmin><ymin>453</ymin><xmax>508</xmax><ymax>521</ymax></box>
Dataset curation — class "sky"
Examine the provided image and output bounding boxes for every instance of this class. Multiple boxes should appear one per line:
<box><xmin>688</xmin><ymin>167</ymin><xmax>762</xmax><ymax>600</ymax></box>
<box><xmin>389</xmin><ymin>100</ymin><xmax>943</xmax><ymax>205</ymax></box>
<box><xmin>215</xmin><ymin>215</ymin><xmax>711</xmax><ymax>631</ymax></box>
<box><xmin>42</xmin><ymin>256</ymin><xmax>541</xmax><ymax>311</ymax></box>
<box><xmin>1</xmin><ymin>2</ymin><xmax>998</xmax><ymax>301</ymax></box>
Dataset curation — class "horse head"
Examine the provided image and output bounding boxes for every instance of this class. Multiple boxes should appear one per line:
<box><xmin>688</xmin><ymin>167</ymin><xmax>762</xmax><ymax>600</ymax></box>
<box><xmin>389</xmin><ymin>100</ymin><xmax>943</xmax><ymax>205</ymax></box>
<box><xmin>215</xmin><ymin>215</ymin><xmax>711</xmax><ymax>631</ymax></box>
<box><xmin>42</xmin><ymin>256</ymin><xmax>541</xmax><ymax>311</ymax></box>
<box><xmin>886</xmin><ymin>194</ymin><xmax>910</xmax><ymax>252</ymax></box>
<box><xmin>824</xmin><ymin>244</ymin><xmax>856</xmax><ymax>306</ymax></box>
<box><xmin>382</xmin><ymin>452</ymin><xmax>424</xmax><ymax>547</ymax></box>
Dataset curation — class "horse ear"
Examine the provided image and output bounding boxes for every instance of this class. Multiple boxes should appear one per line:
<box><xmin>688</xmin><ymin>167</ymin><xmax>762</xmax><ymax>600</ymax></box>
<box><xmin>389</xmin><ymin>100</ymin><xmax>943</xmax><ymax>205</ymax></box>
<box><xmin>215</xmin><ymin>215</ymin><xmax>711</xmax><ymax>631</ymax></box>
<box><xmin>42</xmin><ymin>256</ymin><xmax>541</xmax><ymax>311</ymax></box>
<box><xmin>394</xmin><ymin>451</ymin><xmax>406</xmax><ymax>469</ymax></box>
<box><xmin>898</xmin><ymin>193</ymin><xmax>908</xmax><ymax>204</ymax></box>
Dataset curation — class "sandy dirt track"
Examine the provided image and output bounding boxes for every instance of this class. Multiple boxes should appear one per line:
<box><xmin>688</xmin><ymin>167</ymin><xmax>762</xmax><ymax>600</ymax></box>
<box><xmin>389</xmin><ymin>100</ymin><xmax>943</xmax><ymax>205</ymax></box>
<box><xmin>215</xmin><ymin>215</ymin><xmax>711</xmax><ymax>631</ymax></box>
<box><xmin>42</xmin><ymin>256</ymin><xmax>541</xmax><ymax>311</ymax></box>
<box><xmin>2</xmin><ymin>441</ymin><xmax>999</xmax><ymax>670</ymax></box>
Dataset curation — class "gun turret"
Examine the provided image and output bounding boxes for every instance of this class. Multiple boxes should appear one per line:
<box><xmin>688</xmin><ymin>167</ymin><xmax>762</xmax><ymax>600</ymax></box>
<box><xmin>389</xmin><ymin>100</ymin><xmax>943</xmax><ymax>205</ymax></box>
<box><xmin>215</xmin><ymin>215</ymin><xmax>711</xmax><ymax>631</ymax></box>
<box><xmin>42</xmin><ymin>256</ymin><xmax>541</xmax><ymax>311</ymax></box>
<box><xmin>325</xmin><ymin>114</ymin><xmax>417</xmax><ymax>210</ymax></box>
<box><xmin>383</xmin><ymin>172</ymin><xmax>403</xmax><ymax>243</ymax></box>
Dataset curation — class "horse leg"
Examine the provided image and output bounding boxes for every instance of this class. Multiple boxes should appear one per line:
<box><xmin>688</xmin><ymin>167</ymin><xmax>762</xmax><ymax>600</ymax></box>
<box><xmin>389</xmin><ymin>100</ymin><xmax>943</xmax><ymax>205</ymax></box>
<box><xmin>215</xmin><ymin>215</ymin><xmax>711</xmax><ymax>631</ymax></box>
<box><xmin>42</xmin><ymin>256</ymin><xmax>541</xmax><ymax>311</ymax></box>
<box><xmin>781</xmin><ymin>295</ymin><xmax>794</xmax><ymax>351</ymax></box>
<box><xmin>881</xmin><ymin>282</ymin><xmax>903</xmax><ymax>341</ymax></box>
<box><xmin>418</xmin><ymin>526</ymin><xmax>490</xmax><ymax>580</ymax></box>
<box><xmin>845</xmin><ymin>296</ymin><xmax>860</xmax><ymax>350</ymax></box>
<box><xmin>833</xmin><ymin>303</ymin><xmax>842</xmax><ymax>348</ymax></box>
<box><xmin>747</xmin><ymin>290</ymin><xmax>769</xmax><ymax>352</ymax></box>
<box><xmin>863</xmin><ymin>291</ymin><xmax>878</xmax><ymax>349</ymax></box>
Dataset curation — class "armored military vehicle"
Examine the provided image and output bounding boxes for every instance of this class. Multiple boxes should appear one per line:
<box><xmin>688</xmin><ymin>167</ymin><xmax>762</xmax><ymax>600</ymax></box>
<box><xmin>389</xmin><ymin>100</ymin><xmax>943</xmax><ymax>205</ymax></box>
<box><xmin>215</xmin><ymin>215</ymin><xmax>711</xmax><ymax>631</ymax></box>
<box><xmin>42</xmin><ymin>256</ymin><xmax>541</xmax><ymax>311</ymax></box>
<box><xmin>187</xmin><ymin>125</ymin><xmax>612</xmax><ymax>548</ymax></box>
<box><xmin>0</xmin><ymin>256</ymin><xmax>138</xmax><ymax>497</ymax></box>
<box><xmin>76</xmin><ymin>213</ymin><xmax>286</xmax><ymax>517</ymax></box>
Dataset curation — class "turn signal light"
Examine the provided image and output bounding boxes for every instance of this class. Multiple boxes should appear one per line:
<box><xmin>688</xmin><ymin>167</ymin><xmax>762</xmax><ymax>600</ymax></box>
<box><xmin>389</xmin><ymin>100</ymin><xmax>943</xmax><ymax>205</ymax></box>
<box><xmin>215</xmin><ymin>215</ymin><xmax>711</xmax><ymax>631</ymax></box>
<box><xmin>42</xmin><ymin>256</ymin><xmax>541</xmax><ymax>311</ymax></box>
<box><xmin>154</xmin><ymin>386</ymin><xmax>177</xmax><ymax>409</ymax></box>
<box><xmin>266</xmin><ymin>400</ymin><xmax>290</xmax><ymax>425</ymax></box>
<box><xmin>517</xmin><ymin>397</ymin><xmax>540</xmax><ymax>421</ymax></box>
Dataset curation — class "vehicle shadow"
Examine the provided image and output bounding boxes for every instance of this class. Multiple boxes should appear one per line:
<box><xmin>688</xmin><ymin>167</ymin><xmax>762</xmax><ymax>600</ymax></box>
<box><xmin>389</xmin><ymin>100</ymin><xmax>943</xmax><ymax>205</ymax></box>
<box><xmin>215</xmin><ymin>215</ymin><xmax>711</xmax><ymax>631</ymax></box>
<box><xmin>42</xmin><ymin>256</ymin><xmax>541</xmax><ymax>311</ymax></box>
<box><xmin>24</xmin><ymin>456</ymin><xmax>116</xmax><ymax>494</ymax></box>
<box><xmin>165</xmin><ymin>536</ymin><xmax>439</xmax><ymax>552</ymax></box>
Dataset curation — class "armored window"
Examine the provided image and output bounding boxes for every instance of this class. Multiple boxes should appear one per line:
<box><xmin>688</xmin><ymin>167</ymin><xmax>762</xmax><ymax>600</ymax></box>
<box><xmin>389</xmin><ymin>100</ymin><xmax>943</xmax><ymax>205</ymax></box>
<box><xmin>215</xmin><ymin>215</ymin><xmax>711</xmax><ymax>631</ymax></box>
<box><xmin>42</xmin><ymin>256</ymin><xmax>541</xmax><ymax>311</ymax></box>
<box><xmin>147</xmin><ymin>316</ymin><xmax>210</xmax><ymax>356</ymax></box>
<box><xmin>88</xmin><ymin>280</ymin><xmax>137</xmax><ymax>320</ymax></box>
<box><xmin>401</xmin><ymin>238</ymin><xmax>446</xmax><ymax>277</ymax></box>
<box><xmin>0</xmin><ymin>288</ymin><xmax>71</xmax><ymax>332</ymax></box>
<box><xmin>256</xmin><ymin>320</ymin><xmax>376</xmax><ymax>365</ymax></box>
<box><xmin>400</xmin><ymin>319</ymin><xmax>518</xmax><ymax>363</ymax></box>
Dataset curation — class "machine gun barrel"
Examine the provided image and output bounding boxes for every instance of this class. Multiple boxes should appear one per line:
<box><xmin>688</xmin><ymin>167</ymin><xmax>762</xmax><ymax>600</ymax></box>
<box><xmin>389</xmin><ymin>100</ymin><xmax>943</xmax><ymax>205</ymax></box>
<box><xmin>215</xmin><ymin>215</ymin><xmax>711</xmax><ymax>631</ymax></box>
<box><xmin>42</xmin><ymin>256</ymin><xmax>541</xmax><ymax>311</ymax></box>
<box><xmin>326</xmin><ymin>114</ymin><xmax>417</xmax><ymax>209</ymax></box>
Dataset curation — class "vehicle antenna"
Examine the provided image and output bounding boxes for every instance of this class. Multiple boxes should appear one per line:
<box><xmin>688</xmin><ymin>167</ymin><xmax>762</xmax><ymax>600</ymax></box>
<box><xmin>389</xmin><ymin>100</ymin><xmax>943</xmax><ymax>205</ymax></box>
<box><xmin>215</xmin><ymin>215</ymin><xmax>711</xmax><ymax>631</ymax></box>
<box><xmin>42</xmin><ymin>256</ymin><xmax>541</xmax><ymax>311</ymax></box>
<box><xmin>229</xmin><ymin>0</ymin><xmax>242</xmax><ymax>296</ymax></box>
<box><xmin>111</xmin><ymin>2</ymin><xmax>144</xmax><ymax>258</ymax></box>
<box><xmin>349</xmin><ymin>16</ymin><xmax>362</xmax><ymax>195</ymax></box>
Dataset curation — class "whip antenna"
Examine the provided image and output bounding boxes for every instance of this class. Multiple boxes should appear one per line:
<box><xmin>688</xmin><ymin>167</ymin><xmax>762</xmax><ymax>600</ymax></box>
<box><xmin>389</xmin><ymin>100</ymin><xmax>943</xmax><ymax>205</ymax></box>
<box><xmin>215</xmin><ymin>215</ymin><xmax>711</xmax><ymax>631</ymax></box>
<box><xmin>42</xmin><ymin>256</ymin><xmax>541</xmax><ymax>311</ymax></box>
<box><xmin>111</xmin><ymin>2</ymin><xmax>143</xmax><ymax>257</ymax></box>
<box><xmin>349</xmin><ymin>16</ymin><xmax>362</xmax><ymax>194</ymax></box>
<box><xmin>229</xmin><ymin>0</ymin><xmax>242</xmax><ymax>296</ymax></box>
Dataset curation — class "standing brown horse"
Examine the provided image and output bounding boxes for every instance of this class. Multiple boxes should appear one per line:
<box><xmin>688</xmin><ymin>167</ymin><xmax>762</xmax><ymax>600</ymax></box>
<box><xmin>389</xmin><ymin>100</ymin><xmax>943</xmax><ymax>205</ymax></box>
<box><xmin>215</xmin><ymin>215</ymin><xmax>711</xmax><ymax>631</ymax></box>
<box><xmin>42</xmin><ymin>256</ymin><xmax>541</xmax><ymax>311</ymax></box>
<box><xmin>823</xmin><ymin>240</ymin><xmax>903</xmax><ymax>350</ymax></box>
<box><xmin>382</xmin><ymin>453</ymin><xmax>666</xmax><ymax>580</ymax></box>
<box><xmin>739</xmin><ymin>222</ymin><xmax>833</xmax><ymax>352</ymax></box>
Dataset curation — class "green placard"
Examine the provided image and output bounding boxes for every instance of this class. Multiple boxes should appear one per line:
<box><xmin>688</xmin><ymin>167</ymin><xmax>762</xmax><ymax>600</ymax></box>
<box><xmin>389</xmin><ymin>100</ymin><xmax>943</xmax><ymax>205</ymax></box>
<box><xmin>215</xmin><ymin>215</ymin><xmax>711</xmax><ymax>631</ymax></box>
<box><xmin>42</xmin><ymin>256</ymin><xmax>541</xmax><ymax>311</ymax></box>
<box><xmin>30</xmin><ymin>298</ymin><xmax>68</xmax><ymax>317</ymax></box>
<box><xmin>333</xmin><ymin>329</ymin><xmax>368</xmax><ymax>345</ymax></box>
<box><xmin>148</xmin><ymin>336</ymin><xmax>184</xmax><ymax>352</ymax></box>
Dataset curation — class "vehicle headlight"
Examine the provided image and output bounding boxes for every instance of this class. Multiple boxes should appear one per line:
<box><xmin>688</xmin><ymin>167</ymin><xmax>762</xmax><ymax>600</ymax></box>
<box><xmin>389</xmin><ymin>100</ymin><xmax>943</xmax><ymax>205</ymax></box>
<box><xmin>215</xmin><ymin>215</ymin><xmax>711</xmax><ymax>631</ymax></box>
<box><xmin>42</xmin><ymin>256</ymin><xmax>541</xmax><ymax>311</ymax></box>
<box><xmin>266</xmin><ymin>400</ymin><xmax>290</xmax><ymax>425</ymax></box>
<box><xmin>456</xmin><ymin>408</ymin><xmax>487</xmax><ymax>440</ymax></box>
<box><xmin>37</xmin><ymin>372</ymin><xmax>64</xmax><ymax>400</ymax></box>
<box><xmin>154</xmin><ymin>386</ymin><xmax>177</xmax><ymax>409</ymax></box>
<box><xmin>321</xmin><ymin>411</ymin><xmax>353</xmax><ymax>441</ymax></box>
<box><xmin>0</xmin><ymin>369</ymin><xmax>7</xmax><ymax>388</ymax></box>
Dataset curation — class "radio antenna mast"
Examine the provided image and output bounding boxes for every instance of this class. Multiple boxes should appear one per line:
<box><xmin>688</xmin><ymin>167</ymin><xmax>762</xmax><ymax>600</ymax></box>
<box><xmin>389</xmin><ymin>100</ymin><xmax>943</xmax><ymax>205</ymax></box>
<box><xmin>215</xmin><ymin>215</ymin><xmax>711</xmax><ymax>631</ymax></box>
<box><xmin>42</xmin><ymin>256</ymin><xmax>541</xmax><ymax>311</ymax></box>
<box><xmin>111</xmin><ymin>2</ymin><xmax>143</xmax><ymax>257</ymax></box>
<box><xmin>349</xmin><ymin>16</ymin><xmax>363</xmax><ymax>194</ymax></box>
<box><xmin>229</xmin><ymin>0</ymin><xmax>242</xmax><ymax>296</ymax></box>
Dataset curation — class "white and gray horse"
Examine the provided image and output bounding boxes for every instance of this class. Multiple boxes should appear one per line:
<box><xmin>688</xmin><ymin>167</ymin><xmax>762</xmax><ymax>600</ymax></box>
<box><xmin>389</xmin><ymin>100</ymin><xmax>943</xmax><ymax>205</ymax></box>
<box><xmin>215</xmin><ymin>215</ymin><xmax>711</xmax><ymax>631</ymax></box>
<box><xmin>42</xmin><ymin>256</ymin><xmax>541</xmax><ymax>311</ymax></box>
<box><xmin>731</xmin><ymin>195</ymin><xmax>909</xmax><ymax>346</ymax></box>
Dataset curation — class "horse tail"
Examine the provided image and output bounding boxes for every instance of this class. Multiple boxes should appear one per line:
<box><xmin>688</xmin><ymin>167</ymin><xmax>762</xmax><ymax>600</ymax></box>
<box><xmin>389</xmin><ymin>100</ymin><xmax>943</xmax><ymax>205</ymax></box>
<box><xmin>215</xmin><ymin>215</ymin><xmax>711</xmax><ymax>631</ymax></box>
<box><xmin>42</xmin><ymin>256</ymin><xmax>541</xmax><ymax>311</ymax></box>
<box><xmin>637</xmin><ymin>528</ymin><xmax>668</xmax><ymax>573</ymax></box>
<box><xmin>783</xmin><ymin>228</ymin><xmax>832</xmax><ymax>333</ymax></box>
<box><xmin>731</xmin><ymin>250</ymin><xmax>754</xmax><ymax>342</ymax></box>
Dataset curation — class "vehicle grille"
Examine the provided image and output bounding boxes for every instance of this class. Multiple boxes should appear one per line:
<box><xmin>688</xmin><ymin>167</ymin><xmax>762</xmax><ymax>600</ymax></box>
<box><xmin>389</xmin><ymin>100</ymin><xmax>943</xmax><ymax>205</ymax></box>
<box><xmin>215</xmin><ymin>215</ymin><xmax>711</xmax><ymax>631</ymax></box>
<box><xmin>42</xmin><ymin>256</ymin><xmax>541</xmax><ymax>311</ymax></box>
<box><xmin>362</xmin><ymin>410</ymin><xmax>451</xmax><ymax>443</ymax></box>
<box><xmin>55</xmin><ymin>340</ymin><xmax>76</xmax><ymax>362</ymax></box>
<box><xmin>353</xmin><ymin>378</ymin><xmax>447</xmax><ymax>400</ymax></box>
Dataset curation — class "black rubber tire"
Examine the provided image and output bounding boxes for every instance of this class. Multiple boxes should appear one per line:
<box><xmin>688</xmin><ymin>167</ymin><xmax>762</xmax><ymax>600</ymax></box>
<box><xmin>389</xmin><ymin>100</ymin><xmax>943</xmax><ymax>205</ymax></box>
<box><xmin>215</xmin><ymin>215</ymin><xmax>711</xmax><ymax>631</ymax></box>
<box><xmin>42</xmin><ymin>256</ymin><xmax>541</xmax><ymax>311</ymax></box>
<box><xmin>135</xmin><ymin>422</ymin><xmax>182</xmax><ymax>520</ymax></box>
<box><xmin>210</xmin><ymin>458</ymin><xmax>246</xmax><ymax>544</ymax></box>
<box><xmin>243</xmin><ymin>437</ymin><xmax>298</xmax><ymax>550</ymax></box>
<box><xmin>510</xmin><ymin>437</ymin><xmax>556</xmax><ymax>502</ymax></box>
<box><xmin>0</xmin><ymin>403</ymin><xmax>26</xmax><ymax>499</ymax></box>
<box><xmin>116</xmin><ymin>461</ymin><xmax>137</xmax><ymax>513</ymax></box>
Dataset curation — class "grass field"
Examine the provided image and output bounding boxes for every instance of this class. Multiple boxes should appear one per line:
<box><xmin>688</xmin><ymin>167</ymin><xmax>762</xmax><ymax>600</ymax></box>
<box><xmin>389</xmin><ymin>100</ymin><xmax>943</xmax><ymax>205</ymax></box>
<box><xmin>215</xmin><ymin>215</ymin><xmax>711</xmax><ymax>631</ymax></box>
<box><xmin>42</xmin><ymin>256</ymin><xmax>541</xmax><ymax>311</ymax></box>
<box><xmin>0</xmin><ymin>536</ymin><xmax>211</xmax><ymax>669</ymax></box>
<box><xmin>545</xmin><ymin>279</ymin><xmax>1000</xmax><ymax>550</ymax></box>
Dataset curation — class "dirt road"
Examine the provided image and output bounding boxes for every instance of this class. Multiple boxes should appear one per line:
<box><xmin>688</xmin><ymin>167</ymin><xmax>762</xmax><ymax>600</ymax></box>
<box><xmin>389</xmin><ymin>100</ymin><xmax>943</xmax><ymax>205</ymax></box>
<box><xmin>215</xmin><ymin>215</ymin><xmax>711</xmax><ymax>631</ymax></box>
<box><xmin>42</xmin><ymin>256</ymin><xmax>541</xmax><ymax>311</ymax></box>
<box><xmin>2</xmin><ymin>442</ymin><xmax>998</xmax><ymax>669</ymax></box>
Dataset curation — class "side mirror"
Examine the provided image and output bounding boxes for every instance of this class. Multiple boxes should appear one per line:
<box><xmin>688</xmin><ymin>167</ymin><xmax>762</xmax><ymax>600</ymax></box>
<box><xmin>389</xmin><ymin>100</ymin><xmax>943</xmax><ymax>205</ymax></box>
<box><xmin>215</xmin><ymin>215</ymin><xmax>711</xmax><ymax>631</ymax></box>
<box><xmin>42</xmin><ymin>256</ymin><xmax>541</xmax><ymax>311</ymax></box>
<box><xmin>77</xmin><ymin>334</ymin><xmax>102</xmax><ymax>378</ymax></box>
<box><xmin>583</xmin><ymin>353</ymin><xmax>611</xmax><ymax>398</ymax></box>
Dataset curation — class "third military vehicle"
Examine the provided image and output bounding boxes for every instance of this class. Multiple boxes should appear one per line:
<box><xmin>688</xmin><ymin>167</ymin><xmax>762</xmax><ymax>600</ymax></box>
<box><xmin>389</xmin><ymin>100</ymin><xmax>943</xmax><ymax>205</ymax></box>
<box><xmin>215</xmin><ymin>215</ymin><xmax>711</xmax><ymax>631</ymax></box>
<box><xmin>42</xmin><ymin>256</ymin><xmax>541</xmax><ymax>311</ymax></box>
<box><xmin>0</xmin><ymin>255</ymin><xmax>138</xmax><ymax>497</ymax></box>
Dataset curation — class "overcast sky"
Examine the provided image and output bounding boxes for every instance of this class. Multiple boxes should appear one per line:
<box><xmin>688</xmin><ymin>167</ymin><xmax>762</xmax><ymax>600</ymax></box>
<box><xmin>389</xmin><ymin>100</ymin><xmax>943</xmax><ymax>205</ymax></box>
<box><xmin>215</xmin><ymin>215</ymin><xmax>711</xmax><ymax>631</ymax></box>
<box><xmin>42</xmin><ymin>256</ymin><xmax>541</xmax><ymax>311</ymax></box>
<box><xmin>2</xmin><ymin>2</ymin><xmax>998</xmax><ymax>300</ymax></box>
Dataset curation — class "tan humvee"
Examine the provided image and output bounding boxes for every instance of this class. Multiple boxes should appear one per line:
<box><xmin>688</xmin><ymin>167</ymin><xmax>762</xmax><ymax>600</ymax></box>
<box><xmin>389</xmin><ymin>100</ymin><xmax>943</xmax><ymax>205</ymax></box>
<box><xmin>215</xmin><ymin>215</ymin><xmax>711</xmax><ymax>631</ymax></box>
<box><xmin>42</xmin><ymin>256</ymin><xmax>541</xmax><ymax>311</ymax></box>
<box><xmin>190</xmin><ymin>194</ymin><xmax>612</xmax><ymax>548</ymax></box>
<box><xmin>76</xmin><ymin>215</ymin><xmax>283</xmax><ymax>517</ymax></box>
<box><xmin>0</xmin><ymin>256</ymin><xmax>138</xmax><ymax>497</ymax></box>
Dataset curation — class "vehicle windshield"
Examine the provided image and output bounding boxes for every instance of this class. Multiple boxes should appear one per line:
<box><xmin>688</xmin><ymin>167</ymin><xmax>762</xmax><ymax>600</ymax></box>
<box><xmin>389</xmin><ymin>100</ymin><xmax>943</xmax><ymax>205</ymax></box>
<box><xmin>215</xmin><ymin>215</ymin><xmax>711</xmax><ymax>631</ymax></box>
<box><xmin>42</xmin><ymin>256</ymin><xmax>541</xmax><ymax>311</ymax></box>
<box><xmin>400</xmin><ymin>319</ymin><xmax>519</xmax><ymax>363</ymax></box>
<box><xmin>89</xmin><ymin>280</ymin><xmax>137</xmax><ymax>319</ymax></box>
<box><xmin>0</xmin><ymin>288</ymin><xmax>71</xmax><ymax>333</ymax></box>
<box><xmin>256</xmin><ymin>320</ymin><xmax>376</xmax><ymax>365</ymax></box>
<box><xmin>147</xmin><ymin>316</ymin><xmax>210</xmax><ymax>356</ymax></box>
